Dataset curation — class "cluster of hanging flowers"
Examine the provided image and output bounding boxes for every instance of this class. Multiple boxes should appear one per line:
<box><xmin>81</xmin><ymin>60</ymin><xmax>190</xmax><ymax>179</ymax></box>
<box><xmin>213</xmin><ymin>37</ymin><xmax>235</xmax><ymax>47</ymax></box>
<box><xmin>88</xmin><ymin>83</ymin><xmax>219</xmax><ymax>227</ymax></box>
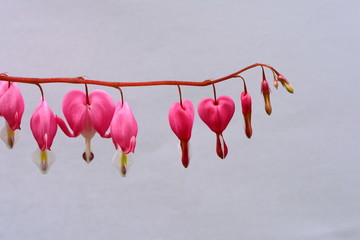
<box><xmin>0</xmin><ymin>63</ymin><xmax>293</xmax><ymax>176</ymax></box>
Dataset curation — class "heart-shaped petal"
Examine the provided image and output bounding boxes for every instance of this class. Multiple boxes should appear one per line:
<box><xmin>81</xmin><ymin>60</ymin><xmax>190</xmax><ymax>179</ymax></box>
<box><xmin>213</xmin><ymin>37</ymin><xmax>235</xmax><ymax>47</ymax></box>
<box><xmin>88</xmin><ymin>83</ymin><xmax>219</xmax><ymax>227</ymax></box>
<box><xmin>89</xmin><ymin>90</ymin><xmax>115</xmax><ymax>137</ymax></box>
<box><xmin>198</xmin><ymin>96</ymin><xmax>235</xmax><ymax>134</ymax></box>
<box><xmin>62</xmin><ymin>90</ymin><xmax>88</xmax><ymax>136</ymax></box>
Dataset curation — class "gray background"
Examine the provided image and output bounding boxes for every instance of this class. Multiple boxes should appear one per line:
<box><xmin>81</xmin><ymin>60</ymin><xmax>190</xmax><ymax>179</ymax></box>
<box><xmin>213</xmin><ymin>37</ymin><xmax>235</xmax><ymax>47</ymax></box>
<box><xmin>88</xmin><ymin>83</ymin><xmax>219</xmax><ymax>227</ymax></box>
<box><xmin>0</xmin><ymin>0</ymin><xmax>359</xmax><ymax>239</ymax></box>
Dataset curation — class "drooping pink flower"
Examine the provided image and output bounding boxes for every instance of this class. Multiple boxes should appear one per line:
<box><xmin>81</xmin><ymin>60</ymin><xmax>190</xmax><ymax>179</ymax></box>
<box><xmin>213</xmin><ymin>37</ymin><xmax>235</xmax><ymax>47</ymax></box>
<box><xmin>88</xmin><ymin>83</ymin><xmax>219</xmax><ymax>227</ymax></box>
<box><xmin>30</xmin><ymin>99</ymin><xmax>57</xmax><ymax>174</ymax></box>
<box><xmin>241</xmin><ymin>91</ymin><xmax>252</xmax><ymax>139</ymax></box>
<box><xmin>110</xmin><ymin>101</ymin><xmax>138</xmax><ymax>176</ymax></box>
<box><xmin>168</xmin><ymin>99</ymin><xmax>194</xmax><ymax>168</ymax></box>
<box><xmin>0</xmin><ymin>81</ymin><xmax>25</xmax><ymax>149</ymax></box>
<box><xmin>56</xmin><ymin>89</ymin><xmax>115</xmax><ymax>163</ymax></box>
<box><xmin>198</xmin><ymin>96</ymin><xmax>235</xmax><ymax>159</ymax></box>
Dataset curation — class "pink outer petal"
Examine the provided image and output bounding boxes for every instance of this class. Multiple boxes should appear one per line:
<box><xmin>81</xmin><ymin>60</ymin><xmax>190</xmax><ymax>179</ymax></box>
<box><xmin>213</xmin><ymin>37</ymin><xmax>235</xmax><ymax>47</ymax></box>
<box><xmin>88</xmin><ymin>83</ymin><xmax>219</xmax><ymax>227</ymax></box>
<box><xmin>30</xmin><ymin>99</ymin><xmax>57</xmax><ymax>151</ymax></box>
<box><xmin>62</xmin><ymin>90</ymin><xmax>88</xmax><ymax>136</ymax></box>
<box><xmin>168</xmin><ymin>99</ymin><xmax>194</xmax><ymax>141</ymax></box>
<box><xmin>56</xmin><ymin>116</ymin><xmax>76</xmax><ymax>138</ymax></box>
<box><xmin>110</xmin><ymin>102</ymin><xmax>138</xmax><ymax>154</ymax></box>
<box><xmin>241</xmin><ymin>92</ymin><xmax>252</xmax><ymax>115</ymax></box>
<box><xmin>0</xmin><ymin>82</ymin><xmax>24</xmax><ymax>130</ymax></box>
<box><xmin>197</xmin><ymin>96</ymin><xmax>235</xmax><ymax>134</ymax></box>
<box><xmin>89</xmin><ymin>90</ymin><xmax>115</xmax><ymax>137</ymax></box>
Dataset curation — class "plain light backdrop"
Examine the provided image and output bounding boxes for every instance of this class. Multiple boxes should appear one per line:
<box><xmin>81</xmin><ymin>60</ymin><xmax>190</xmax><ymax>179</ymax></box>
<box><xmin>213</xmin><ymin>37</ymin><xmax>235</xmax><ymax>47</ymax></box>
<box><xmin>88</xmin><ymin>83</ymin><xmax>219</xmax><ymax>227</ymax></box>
<box><xmin>0</xmin><ymin>0</ymin><xmax>359</xmax><ymax>239</ymax></box>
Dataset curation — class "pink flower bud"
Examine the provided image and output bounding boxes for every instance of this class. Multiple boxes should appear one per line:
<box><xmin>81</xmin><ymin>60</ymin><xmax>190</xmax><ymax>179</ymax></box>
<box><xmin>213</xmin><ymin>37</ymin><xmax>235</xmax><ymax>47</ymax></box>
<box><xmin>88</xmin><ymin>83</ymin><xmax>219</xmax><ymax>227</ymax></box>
<box><xmin>277</xmin><ymin>74</ymin><xmax>294</xmax><ymax>93</ymax></box>
<box><xmin>241</xmin><ymin>92</ymin><xmax>252</xmax><ymax>138</ymax></box>
<box><xmin>261</xmin><ymin>80</ymin><xmax>272</xmax><ymax>115</ymax></box>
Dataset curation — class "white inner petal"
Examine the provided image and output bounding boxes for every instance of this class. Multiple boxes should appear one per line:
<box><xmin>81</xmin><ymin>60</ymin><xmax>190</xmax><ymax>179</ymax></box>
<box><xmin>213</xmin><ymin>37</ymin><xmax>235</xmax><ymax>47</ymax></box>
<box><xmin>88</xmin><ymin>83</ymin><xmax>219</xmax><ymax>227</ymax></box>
<box><xmin>0</xmin><ymin>123</ymin><xmax>19</xmax><ymax>149</ymax></box>
<box><xmin>112</xmin><ymin>147</ymin><xmax>134</xmax><ymax>177</ymax></box>
<box><xmin>32</xmin><ymin>148</ymin><xmax>55</xmax><ymax>174</ymax></box>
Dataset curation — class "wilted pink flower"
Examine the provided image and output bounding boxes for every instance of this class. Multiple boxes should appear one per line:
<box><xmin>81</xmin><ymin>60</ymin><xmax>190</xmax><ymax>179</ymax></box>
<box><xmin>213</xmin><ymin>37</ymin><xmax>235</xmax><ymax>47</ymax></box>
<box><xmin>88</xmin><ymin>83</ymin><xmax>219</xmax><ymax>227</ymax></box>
<box><xmin>110</xmin><ymin>101</ymin><xmax>138</xmax><ymax>176</ymax></box>
<box><xmin>0</xmin><ymin>81</ymin><xmax>24</xmax><ymax>148</ymax></box>
<box><xmin>56</xmin><ymin>89</ymin><xmax>115</xmax><ymax>163</ymax></box>
<box><xmin>198</xmin><ymin>96</ymin><xmax>235</xmax><ymax>159</ymax></box>
<box><xmin>241</xmin><ymin>91</ymin><xmax>252</xmax><ymax>139</ymax></box>
<box><xmin>168</xmin><ymin>99</ymin><xmax>194</xmax><ymax>168</ymax></box>
<box><xmin>30</xmin><ymin>99</ymin><xmax>57</xmax><ymax>174</ymax></box>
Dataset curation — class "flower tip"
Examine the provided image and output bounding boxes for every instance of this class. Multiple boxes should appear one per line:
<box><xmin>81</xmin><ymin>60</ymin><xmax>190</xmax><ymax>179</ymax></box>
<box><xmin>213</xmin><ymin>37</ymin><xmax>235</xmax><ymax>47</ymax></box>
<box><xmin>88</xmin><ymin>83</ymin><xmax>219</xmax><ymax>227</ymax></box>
<box><xmin>284</xmin><ymin>82</ymin><xmax>294</xmax><ymax>94</ymax></box>
<box><xmin>246</xmin><ymin>128</ymin><xmax>252</xmax><ymax>139</ymax></box>
<box><xmin>112</xmin><ymin>148</ymin><xmax>133</xmax><ymax>176</ymax></box>
<box><xmin>243</xmin><ymin>114</ymin><xmax>253</xmax><ymax>138</ymax></box>
<box><xmin>82</xmin><ymin>151</ymin><xmax>94</xmax><ymax>163</ymax></box>
<box><xmin>0</xmin><ymin>123</ymin><xmax>17</xmax><ymax>149</ymax></box>
<box><xmin>180</xmin><ymin>140</ymin><xmax>190</xmax><ymax>168</ymax></box>
<box><xmin>32</xmin><ymin>149</ymin><xmax>55</xmax><ymax>174</ymax></box>
<box><xmin>216</xmin><ymin>133</ymin><xmax>228</xmax><ymax>159</ymax></box>
<box><xmin>263</xmin><ymin>93</ymin><xmax>272</xmax><ymax>115</ymax></box>
<box><xmin>277</xmin><ymin>74</ymin><xmax>294</xmax><ymax>93</ymax></box>
<box><xmin>265</xmin><ymin>104</ymin><xmax>272</xmax><ymax>115</ymax></box>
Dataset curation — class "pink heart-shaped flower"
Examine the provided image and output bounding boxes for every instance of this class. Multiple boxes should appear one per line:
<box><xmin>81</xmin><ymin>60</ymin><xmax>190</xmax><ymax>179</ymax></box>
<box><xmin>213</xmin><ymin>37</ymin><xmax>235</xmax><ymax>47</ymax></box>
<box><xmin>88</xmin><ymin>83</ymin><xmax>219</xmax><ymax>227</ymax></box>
<box><xmin>57</xmin><ymin>89</ymin><xmax>115</xmax><ymax>163</ymax></box>
<box><xmin>168</xmin><ymin>99</ymin><xmax>194</xmax><ymax>168</ymax></box>
<box><xmin>198</xmin><ymin>96</ymin><xmax>235</xmax><ymax>159</ymax></box>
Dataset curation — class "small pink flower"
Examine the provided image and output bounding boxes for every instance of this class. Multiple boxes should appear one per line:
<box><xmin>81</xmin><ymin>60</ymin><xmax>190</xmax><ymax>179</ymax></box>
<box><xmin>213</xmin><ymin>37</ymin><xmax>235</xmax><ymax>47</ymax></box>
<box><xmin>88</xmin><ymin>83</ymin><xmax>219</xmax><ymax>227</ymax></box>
<box><xmin>198</xmin><ymin>96</ymin><xmax>235</xmax><ymax>159</ymax></box>
<box><xmin>110</xmin><ymin>101</ymin><xmax>138</xmax><ymax>176</ymax></box>
<box><xmin>168</xmin><ymin>99</ymin><xmax>194</xmax><ymax>168</ymax></box>
<box><xmin>56</xmin><ymin>89</ymin><xmax>115</xmax><ymax>163</ymax></box>
<box><xmin>0</xmin><ymin>81</ymin><xmax>25</xmax><ymax>148</ymax></box>
<box><xmin>241</xmin><ymin>91</ymin><xmax>252</xmax><ymax>139</ymax></box>
<box><xmin>30</xmin><ymin>99</ymin><xmax>57</xmax><ymax>174</ymax></box>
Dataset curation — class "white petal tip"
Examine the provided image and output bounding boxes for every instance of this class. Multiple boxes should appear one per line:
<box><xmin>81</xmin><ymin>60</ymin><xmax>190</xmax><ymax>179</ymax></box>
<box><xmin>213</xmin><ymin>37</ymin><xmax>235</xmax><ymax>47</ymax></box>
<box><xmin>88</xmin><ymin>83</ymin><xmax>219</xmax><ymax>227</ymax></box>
<box><xmin>32</xmin><ymin>149</ymin><xmax>55</xmax><ymax>174</ymax></box>
<box><xmin>0</xmin><ymin>124</ymin><xmax>19</xmax><ymax>149</ymax></box>
<box><xmin>112</xmin><ymin>148</ymin><xmax>134</xmax><ymax>176</ymax></box>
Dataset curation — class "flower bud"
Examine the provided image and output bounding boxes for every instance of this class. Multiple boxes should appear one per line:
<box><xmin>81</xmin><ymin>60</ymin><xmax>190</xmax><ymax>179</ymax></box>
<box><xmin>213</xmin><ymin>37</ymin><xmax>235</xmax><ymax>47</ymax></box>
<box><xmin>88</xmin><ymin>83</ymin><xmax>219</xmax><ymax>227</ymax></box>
<box><xmin>241</xmin><ymin>92</ymin><xmax>252</xmax><ymax>138</ymax></box>
<box><xmin>278</xmin><ymin>74</ymin><xmax>294</xmax><ymax>94</ymax></box>
<box><xmin>261</xmin><ymin>80</ymin><xmax>272</xmax><ymax>115</ymax></box>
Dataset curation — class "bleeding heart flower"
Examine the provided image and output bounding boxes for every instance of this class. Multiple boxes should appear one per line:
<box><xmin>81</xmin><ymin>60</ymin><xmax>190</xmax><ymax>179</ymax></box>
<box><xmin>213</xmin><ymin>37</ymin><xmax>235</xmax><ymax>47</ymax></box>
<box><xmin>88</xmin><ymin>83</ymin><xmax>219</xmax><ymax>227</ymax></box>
<box><xmin>198</xmin><ymin>96</ymin><xmax>235</xmax><ymax>159</ymax></box>
<box><xmin>241</xmin><ymin>91</ymin><xmax>252</xmax><ymax>139</ymax></box>
<box><xmin>168</xmin><ymin>99</ymin><xmax>194</xmax><ymax>168</ymax></box>
<box><xmin>30</xmin><ymin>99</ymin><xmax>57</xmax><ymax>174</ymax></box>
<box><xmin>56</xmin><ymin>89</ymin><xmax>115</xmax><ymax>163</ymax></box>
<box><xmin>0</xmin><ymin>81</ymin><xmax>25</xmax><ymax>149</ymax></box>
<box><xmin>110</xmin><ymin>101</ymin><xmax>138</xmax><ymax>176</ymax></box>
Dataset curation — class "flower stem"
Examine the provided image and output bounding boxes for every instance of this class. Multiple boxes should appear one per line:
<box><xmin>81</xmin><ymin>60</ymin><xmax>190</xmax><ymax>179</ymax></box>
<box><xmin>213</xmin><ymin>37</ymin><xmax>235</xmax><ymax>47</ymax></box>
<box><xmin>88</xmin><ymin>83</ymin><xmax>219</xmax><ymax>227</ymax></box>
<box><xmin>0</xmin><ymin>63</ymin><xmax>279</xmax><ymax>88</ymax></box>
<box><xmin>177</xmin><ymin>85</ymin><xmax>183</xmax><ymax>108</ymax></box>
